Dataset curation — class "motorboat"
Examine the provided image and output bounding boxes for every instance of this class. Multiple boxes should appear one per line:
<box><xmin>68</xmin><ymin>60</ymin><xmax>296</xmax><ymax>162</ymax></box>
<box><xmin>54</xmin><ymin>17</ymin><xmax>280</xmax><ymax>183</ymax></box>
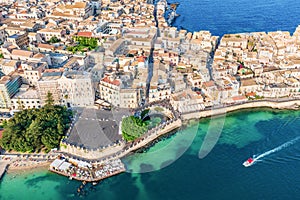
<box><xmin>243</xmin><ymin>157</ymin><xmax>254</xmax><ymax>167</ymax></box>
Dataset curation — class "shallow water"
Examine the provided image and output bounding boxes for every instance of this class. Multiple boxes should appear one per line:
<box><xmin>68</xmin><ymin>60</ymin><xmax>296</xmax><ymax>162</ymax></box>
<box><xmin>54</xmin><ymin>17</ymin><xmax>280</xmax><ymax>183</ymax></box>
<box><xmin>1</xmin><ymin>109</ymin><xmax>300</xmax><ymax>200</ymax></box>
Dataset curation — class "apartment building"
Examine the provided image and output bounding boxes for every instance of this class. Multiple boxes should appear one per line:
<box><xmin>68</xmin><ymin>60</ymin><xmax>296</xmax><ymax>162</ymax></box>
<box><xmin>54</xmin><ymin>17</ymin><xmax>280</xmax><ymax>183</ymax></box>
<box><xmin>58</xmin><ymin>71</ymin><xmax>95</xmax><ymax>107</ymax></box>
<box><xmin>99</xmin><ymin>75</ymin><xmax>121</xmax><ymax>107</ymax></box>
<box><xmin>22</xmin><ymin>61</ymin><xmax>48</xmax><ymax>86</ymax></box>
<box><xmin>0</xmin><ymin>75</ymin><xmax>22</xmax><ymax>109</ymax></box>
<box><xmin>37</xmin><ymin>72</ymin><xmax>62</xmax><ymax>105</ymax></box>
<box><xmin>37</xmin><ymin>71</ymin><xmax>95</xmax><ymax>107</ymax></box>
<box><xmin>7</xmin><ymin>33</ymin><xmax>29</xmax><ymax>49</ymax></box>
<box><xmin>11</xmin><ymin>86</ymin><xmax>41</xmax><ymax>110</ymax></box>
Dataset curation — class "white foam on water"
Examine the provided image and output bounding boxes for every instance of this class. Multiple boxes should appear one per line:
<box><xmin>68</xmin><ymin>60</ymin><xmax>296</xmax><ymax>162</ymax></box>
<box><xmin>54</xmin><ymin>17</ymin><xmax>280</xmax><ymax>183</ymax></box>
<box><xmin>253</xmin><ymin>136</ymin><xmax>300</xmax><ymax>164</ymax></box>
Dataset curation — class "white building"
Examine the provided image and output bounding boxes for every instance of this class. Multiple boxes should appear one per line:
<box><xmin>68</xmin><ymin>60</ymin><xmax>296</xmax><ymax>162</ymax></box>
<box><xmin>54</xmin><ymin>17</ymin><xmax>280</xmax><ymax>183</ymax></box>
<box><xmin>58</xmin><ymin>71</ymin><xmax>95</xmax><ymax>107</ymax></box>
<box><xmin>11</xmin><ymin>86</ymin><xmax>42</xmax><ymax>110</ymax></box>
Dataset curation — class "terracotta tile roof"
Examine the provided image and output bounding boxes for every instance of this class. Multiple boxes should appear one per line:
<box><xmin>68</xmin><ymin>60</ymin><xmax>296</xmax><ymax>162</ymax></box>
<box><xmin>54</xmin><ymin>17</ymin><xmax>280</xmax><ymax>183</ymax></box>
<box><xmin>102</xmin><ymin>76</ymin><xmax>121</xmax><ymax>86</ymax></box>
<box><xmin>246</xmin><ymin>92</ymin><xmax>256</xmax><ymax>97</ymax></box>
<box><xmin>33</xmin><ymin>53</ymin><xmax>45</xmax><ymax>59</ymax></box>
<box><xmin>232</xmin><ymin>95</ymin><xmax>247</xmax><ymax>101</ymax></box>
<box><xmin>11</xmin><ymin>49</ymin><xmax>33</xmax><ymax>57</ymax></box>
<box><xmin>137</xmin><ymin>56</ymin><xmax>145</xmax><ymax>62</ymax></box>
<box><xmin>203</xmin><ymin>81</ymin><xmax>215</xmax><ymax>87</ymax></box>
<box><xmin>38</xmin><ymin>43</ymin><xmax>54</xmax><ymax>49</ymax></box>
<box><xmin>77</xmin><ymin>31</ymin><xmax>92</xmax><ymax>37</ymax></box>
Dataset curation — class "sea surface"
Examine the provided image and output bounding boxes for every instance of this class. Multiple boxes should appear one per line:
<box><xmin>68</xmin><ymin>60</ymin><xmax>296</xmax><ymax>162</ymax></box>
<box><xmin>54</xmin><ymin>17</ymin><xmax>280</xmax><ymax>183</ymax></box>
<box><xmin>171</xmin><ymin>0</ymin><xmax>300</xmax><ymax>36</ymax></box>
<box><xmin>1</xmin><ymin>109</ymin><xmax>300</xmax><ymax>200</ymax></box>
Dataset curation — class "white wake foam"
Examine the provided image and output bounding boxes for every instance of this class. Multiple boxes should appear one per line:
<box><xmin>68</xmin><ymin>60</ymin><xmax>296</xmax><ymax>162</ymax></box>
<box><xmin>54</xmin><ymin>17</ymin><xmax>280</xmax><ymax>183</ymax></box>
<box><xmin>253</xmin><ymin>136</ymin><xmax>300</xmax><ymax>162</ymax></box>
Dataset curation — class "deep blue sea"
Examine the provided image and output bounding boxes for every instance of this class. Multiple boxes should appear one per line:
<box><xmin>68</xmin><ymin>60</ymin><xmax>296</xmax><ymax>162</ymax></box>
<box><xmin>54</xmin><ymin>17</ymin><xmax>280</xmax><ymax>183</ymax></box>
<box><xmin>171</xmin><ymin>0</ymin><xmax>300</xmax><ymax>36</ymax></box>
<box><xmin>2</xmin><ymin>1</ymin><xmax>300</xmax><ymax>199</ymax></box>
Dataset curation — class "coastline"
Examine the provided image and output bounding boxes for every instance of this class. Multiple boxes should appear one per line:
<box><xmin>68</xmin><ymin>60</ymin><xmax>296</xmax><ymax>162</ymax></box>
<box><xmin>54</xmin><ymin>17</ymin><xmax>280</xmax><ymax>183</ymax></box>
<box><xmin>7</xmin><ymin>161</ymin><xmax>51</xmax><ymax>173</ymax></box>
<box><xmin>181</xmin><ymin>99</ymin><xmax>300</xmax><ymax>121</ymax></box>
<box><xmin>2</xmin><ymin>104</ymin><xmax>299</xmax><ymax>180</ymax></box>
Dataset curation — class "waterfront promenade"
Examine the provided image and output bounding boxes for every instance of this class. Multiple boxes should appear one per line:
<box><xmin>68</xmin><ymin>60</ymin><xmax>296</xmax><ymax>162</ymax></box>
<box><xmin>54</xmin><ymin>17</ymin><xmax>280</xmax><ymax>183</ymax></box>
<box><xmin>181</xmin><ymin>98</ymin><xmax>300</xmax><ymax>121</ymax></box>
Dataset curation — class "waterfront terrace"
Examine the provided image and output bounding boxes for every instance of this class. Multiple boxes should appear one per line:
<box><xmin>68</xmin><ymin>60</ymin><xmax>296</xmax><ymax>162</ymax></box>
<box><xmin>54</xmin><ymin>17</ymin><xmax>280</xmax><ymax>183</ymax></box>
<box><xmin>49</xmin><ymin>157</ymin><xmax>125</xmax><ymax>182</ymax></box>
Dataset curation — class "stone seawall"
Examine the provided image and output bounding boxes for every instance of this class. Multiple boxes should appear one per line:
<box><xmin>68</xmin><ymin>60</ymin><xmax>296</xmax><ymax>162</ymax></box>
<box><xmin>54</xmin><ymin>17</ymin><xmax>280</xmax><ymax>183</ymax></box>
<box><xmin>182</xmin><ymin>100</ymin><xmax>300</xmax><ymax>121</ymax></box>
<box><xmin>123</xmin><ymin>119</ymin><xmax>182</xmax><ymax>154</ymax></box>
<box><xmin>60</xmin><ymin>119</ymin><xmax>182</xmax><ymax>161</ymax></box>
<box><xmin>60</xmin><ymin>143</ymin><xmax>125</xmax><ymax>160</ymax></box>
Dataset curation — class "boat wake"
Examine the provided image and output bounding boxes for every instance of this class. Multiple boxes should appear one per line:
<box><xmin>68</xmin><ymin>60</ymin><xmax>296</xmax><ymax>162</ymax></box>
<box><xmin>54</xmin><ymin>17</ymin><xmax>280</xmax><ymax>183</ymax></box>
<box><xmin>245</xmin><ymin>136</ymin><xmax>300</xmax><ymax>167</ymax></box>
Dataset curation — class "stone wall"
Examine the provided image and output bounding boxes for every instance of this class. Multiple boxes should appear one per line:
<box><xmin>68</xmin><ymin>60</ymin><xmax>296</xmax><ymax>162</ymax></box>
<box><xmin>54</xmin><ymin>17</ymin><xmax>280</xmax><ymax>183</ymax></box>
<box><xmin>60</xmin><ymin>118</ymin><xmax>182</xmax><ymax>161</ymax></box>
<box><xmin>182</xmin><ymin>99</ymin><xmax>300</xmax><ymax>121</ymax></box>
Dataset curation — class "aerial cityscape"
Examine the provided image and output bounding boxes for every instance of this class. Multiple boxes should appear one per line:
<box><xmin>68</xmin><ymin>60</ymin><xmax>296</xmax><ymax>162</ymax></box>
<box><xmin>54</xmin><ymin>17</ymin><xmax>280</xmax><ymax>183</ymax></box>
<box><xmin>0</xmin><ymin>0</ymin><xmax>299</xmax><ymax>199</ymax></box>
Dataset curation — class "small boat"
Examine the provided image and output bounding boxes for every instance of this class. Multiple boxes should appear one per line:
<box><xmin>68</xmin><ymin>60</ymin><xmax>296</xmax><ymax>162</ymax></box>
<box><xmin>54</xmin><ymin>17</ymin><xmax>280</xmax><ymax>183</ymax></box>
<box><xmin>243</xmin><ymin>157</ymin><xmax>254</xmax><ymax>167</ymax></box>
<box><xmin>92</xmin><ymin>182</ymin><xmax>98</xmax><ymax>186</ymax></box>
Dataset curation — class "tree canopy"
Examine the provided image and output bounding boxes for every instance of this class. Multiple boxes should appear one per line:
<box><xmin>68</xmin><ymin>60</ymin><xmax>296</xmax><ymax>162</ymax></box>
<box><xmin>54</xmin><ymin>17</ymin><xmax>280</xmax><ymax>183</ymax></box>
<box><xmin>45</xmin><ymin>91</ymin><xmax>54</xmax><ymax>106</ymax></box>
<box><xmin>67</xmin><ymin>36</ymin><xmax>98</xmax><ymax>54</ymax></box>
<box><xmin>0</xmin><ymin>105</ymin><xmax>72</xmax><ymax>153</ymax></box>
<box><xmin>121</xmin><ymin>116</ymin><xmax>148</xmax><ymax>141</ymax></box>
<box><xmin>48</xmin><ymin>36</ymin><xmax>61</xmax><ymax>44</ymax></box>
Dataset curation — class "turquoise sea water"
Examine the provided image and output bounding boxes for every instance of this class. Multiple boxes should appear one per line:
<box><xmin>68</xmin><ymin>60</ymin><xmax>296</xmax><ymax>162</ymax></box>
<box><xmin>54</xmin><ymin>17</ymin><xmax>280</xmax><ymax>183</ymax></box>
<box><xmin>1</xmin><ymin>109</ymin><xmax>300</xmax><ymax>200</ymax></box>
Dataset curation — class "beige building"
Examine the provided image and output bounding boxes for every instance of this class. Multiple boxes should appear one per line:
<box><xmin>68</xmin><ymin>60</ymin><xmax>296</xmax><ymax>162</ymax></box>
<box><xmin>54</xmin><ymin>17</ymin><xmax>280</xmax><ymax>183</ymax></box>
<box><xmin>37</xmin><ymin>72</ymin><xmax>62</xmax><ymax>105</ymax></box>
<box><xmin>0</xmin><ymin>59</ymin><xmax>18</xmax><ymax>75</ymax></box>
<box><xmin>119</xmin><ymin>88</ymin><xmax>140</xmax><ymax>108</ymax></box>
<box><xmin>11</xmin><ymin>86</ymin><xmax>41</xmax><ymax>110</ymax></box>
<box><xmin>171</xmin><ymin>89</ymin><xmax>205</xmax><ymax>113</ymax></box>
<box><xmin>149</xmin><ymin>84</ymin><xmax>171</xmax><ymax>103</ymax></box>
<box><xmin>105</xmin><ymin>39</ymin><xmax>126</xmax><ymax>57</ymax></box>
<box><xmin>22</xmin><ymin>61</ymin><xmax>48</xmax><ymax>86</ymax></box>
<box><xmin>99</xmin><ymin>75</ymin><xmax>141</xmax><ymax>108</ymax></box>
<box><xmin>37</xmin><ymin>28</ymin><xmax>66</xmax><ymax>41</ymax></box>
<box><xmin>50</xmin><ymin>2</ymin><xmax>93</xmax><ymax>21</ymax></box>
<box><xmin>7</xmin><ymin>33</ymin><xmax>29</xmax><ymax>49</ymax></box>
<box><xmin>99</xmin><ymin>75</ymin><xmax>121</xmax><ymax>106</ymax></box>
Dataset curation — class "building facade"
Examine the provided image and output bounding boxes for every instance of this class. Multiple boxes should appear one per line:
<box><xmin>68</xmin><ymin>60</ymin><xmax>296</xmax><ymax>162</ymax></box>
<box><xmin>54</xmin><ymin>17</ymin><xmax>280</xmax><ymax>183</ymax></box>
<box><xmin>0</xmin><ymin>75</ymin><xmax>22</xmax><ymax>109</ymax></box>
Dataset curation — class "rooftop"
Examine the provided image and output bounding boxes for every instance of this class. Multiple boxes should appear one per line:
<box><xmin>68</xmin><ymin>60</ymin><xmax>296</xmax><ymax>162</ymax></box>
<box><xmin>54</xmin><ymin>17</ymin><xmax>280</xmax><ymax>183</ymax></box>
<box><xmin>40</xmin><ymin>72</ymin><xmax>62</xmax><ymax>81</ymax></box>
<box><xmin>12</xmin><ymin>88</ymin><xmax>39</xmax><ymax>99</ymax></box>
<box><xmin>66</xmin><ymin>108</ymin><xmax>129</xmax><ymax>149</ymax></box>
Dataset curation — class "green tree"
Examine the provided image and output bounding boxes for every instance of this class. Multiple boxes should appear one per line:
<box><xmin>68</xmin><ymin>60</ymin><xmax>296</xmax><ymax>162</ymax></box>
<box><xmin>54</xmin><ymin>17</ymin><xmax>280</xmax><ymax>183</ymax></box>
<box><xmin>0</xmin><ymin>105</ymin><xmax>72</xmax><ymax>152</ymax></box>
<box><xmin>49</xmin><ymin>36</ymin><xmax>61</xmax><ymax>44</ymax></box>
<box><xmin>46</xmin><ymin>91</ymin><xmax>54</xmax><ymax>106</ymax></box>
<box><xmin>121</xmin><ymin>116</ymin><xmax>148</xmax><ymax>141</ymax></box>
<box><xmin>17</xmin><ymin>97</ymin><xmax>24</xmax><ymax>110</ymax></box>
